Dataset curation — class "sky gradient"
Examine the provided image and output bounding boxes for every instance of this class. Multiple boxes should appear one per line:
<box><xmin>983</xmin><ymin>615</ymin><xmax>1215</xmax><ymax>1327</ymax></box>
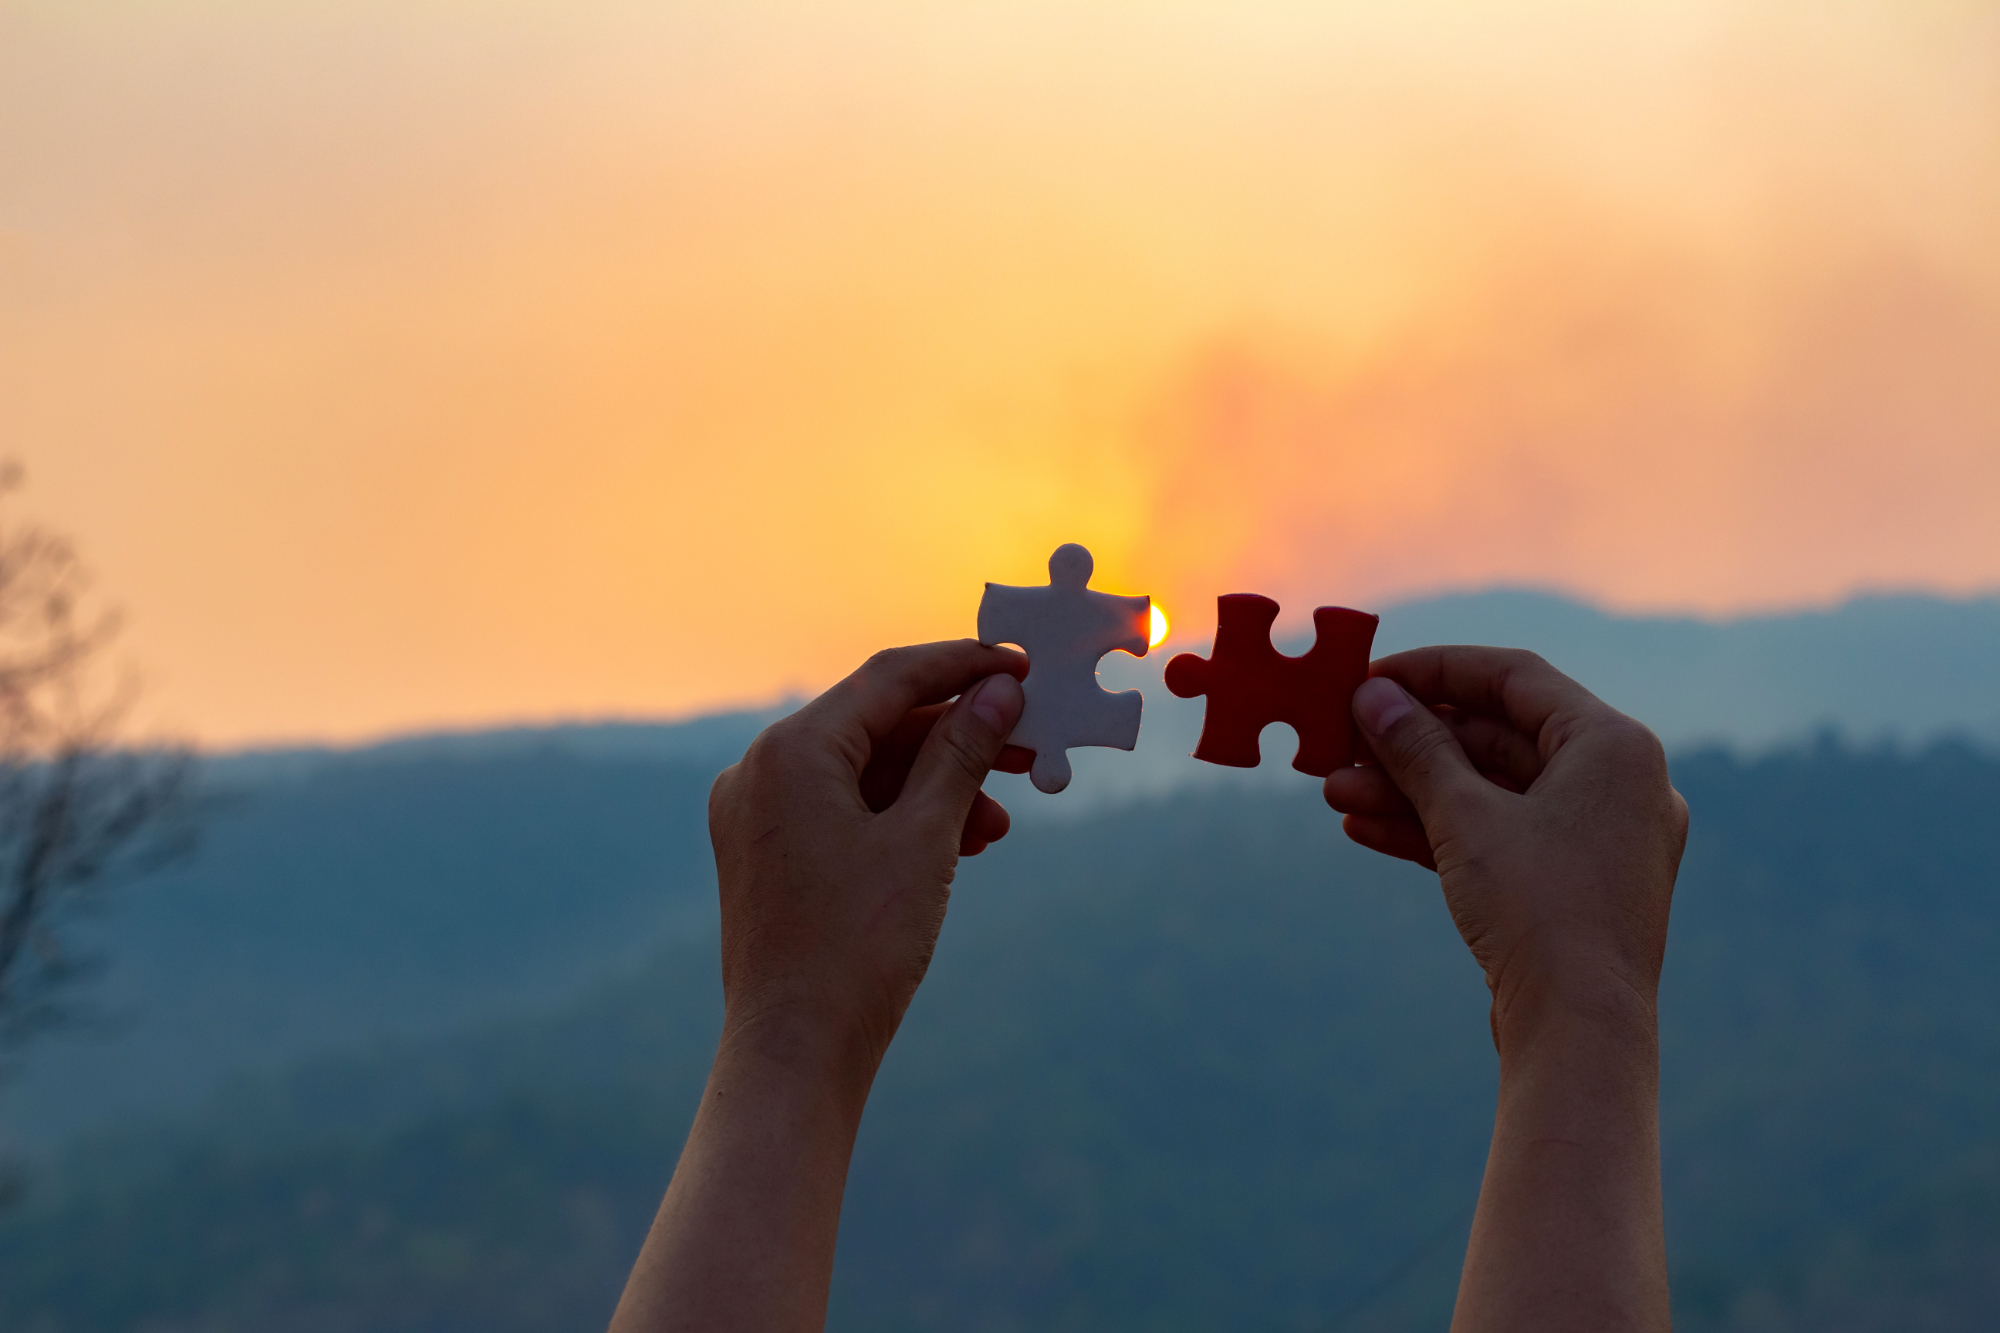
<box><xmin>3</xmin><ymin>0</ymin><xmax>1998</xmax><ymax>745</ymax></box>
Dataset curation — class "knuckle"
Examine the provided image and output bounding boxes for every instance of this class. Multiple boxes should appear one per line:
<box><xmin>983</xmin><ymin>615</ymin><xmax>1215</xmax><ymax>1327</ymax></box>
<box><xmin>733</xmin><ymin>723</ymin><xmax>814</xmax><ymax>790</ymax></box>
<box><xmin>1494</xmin><ymin>647</ymin><xmax>1596</xmax><ymax>705</ymax></box>
<box><xmin>707</xmin><ymin>763</ymin><xmax>748</xmax><ymax>838</ymax></box>
<box><xmin>1394</xmin><ymin>720</ymin><xmax>1458</xmax><ymax>774</ymax></box>
<box><xmin>738</xmin><ymin>727</ymin><xmax>789</xmax><ymax>773</ymax></box>
<box><xmin>1392</xmin><ymin>721</ymin><xmax>1500</xmax><ymax>815</ymax></box>
<box><xmin>1599</xmin><ymin>712</ymin><xmax>1668</xmax><ymax>767</ymax></box>
<box><xmin>862</xmin><ymin>644</ymin><xmax>918</xmax><ymax>683</ymax></box>
<box><xmin>934</xmin><ymin>723</ymin><xmax>993</xmax><ymax>786</ymax></box>
<box><xmin>1478</xmin><ymin>645</ymin><xmax>1551</xmax><ymax>689</ymax></box>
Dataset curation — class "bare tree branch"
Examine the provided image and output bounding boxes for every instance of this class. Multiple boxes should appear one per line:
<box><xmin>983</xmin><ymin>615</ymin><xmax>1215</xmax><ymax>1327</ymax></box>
<box><xmin>0</xmin><ymin>463</ymin><xmax>194</xmax><ymax>1067</ymax></box>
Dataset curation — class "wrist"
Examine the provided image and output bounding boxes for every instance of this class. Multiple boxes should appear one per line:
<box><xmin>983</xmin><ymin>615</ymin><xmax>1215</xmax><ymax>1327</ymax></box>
<box><xmin>718</xmin><ymin>997</ymin><xmax>886</xmax><ymax>1113</ymax></box>
<box><xmin>1489</xmin><ymin>963</ymin><xmax>1659</xmax><ymax>1066</ymax></box>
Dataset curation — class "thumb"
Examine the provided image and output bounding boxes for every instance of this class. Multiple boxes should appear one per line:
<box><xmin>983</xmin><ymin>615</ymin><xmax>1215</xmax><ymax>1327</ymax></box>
<box><xmin>1352</xmin><ymin>677</ymin><xmax>1489</xmax><ymax>831</ymax></box>
<box><xmin>899</xmin><ymin>672</ymin><xmax>1025</xmax><ymax>835</ymax></box>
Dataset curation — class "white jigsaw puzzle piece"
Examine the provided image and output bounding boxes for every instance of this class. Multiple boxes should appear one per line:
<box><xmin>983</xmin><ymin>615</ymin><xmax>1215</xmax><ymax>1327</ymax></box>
<box><xmin>977</xmin><ymin>543</ymin><xmax>1150</xmax><ymax>794</ymax></box>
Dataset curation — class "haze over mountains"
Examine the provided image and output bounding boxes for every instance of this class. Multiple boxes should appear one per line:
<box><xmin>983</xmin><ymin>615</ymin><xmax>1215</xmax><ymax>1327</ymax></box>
<box><xmin>1055</xmin><ymin>586</ymin><xmax>2000</xmax><ymax>806</ymax></box>
<box><xmin>217</xmin><ymin>583</ymin><xmax>2000</xmax><ymax>791</ymax></box>
<box><xmin>9</xmin><ymin>586</ymin><xmax>1996</xmax><ymax>1154</ymax></box>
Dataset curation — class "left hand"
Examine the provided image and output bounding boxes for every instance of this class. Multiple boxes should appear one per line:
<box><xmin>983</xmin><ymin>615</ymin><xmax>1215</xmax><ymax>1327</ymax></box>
<box><xmin>706</xmin><ymin>639</ymin><xmax>1031</xmax><ymax>1077</ymax></box>
<box><xmin>611</xmin><ymin>639</ymin><xmax>1032</xmax><ymax>1333</ymax></box>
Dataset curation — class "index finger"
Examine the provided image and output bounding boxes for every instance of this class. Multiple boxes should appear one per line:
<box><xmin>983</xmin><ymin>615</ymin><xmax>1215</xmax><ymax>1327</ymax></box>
<box><xmin>1369</xmin><ymin>645</ymin><xmax>1609</xmax><ymax>750</ymax></box>
<box><xmin>805</xmin><ymin>639</ymin><xmax>1030</xmax><ymax>775</ymax></box>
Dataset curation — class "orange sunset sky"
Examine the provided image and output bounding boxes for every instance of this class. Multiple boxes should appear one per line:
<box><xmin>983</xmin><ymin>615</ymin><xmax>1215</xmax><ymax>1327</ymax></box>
<box><xmin>2</xmin><ymin>0</ymin><xmax>1998</xmax><ymax>747</ymax></box>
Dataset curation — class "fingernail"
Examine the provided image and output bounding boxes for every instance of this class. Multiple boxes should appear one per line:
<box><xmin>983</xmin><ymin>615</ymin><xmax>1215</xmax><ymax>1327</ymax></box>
<box><xmin>1353</xmin><ymin>677</ymin><xmax>1414</xmax><ymax>735</ymax></box>
<box><xmin>967</xmin><ymin>673</ymin><xmax>1020</xmax><ymax>733</ymax></box>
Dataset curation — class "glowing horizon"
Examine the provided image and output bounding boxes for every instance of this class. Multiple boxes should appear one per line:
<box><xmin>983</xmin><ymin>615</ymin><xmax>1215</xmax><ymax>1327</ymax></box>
<box><xmin>3</xmin><ymin>0</ymin><xmax>1997</xmax><ymax>746</ymax></box>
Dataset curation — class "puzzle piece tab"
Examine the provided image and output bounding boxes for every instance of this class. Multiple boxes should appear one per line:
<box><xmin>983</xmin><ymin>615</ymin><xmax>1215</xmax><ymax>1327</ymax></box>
<box><xmin>1164</xmin><ymin>595</ymin><xmax>1379</xmax><ymax>776</ymax></box>
<box><xmin>978</xmin><ymin>544</ymin><xmax>1151</xmax><ymax>794</ymax></box>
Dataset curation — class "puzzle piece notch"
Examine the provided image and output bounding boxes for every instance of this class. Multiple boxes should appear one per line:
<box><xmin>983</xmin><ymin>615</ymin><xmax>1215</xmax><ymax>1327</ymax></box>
<box><xmin>1164</xmin><ymin>594</ymin><xmax>1380</xmax><ymax>776</ymax></box>
<box><xmin>977</xmin><ymin>543</ymin><xmax>1151</xmax><ymax>795</ymax></box>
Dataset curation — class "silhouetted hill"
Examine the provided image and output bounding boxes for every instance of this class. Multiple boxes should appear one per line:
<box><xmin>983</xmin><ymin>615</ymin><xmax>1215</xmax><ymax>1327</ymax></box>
<box><xmin>1378</xmin><ymin>590</ymin><xmax>2000</xmax><ymax>748</ymax></box>
<box><xmin>4</xmin><ymin>742</ymin><xmax>1999</xmax><ymax>1331</ymax></box>
<box><xmin>10</xmin><ymin>587</ymin><xmax>2000</xmax><ymax>1152</ymax></box>
<box><xmin>1015</xmin><ymin>587</ymin><xmax>2000</xmax><ymax>806</ymax></box>
<box><xmin>0</xmin><ymin>747</ymin><xmax>725</xmax><ymax>1149</ymax></box>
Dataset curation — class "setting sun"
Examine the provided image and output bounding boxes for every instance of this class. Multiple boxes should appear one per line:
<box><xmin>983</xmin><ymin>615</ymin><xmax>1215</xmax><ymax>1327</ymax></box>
<box><xmin>1149</xmin><ymin>604</ymin><xmax>1170</xmax><ymax>650</ymax></box>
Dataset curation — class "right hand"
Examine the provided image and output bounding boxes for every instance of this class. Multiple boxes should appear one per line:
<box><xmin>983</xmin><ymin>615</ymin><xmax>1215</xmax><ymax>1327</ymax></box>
<box><xmin>1322</xmin><ymin>647</ymin><xmax>1688</xmax><ymax>1040</ymax></box>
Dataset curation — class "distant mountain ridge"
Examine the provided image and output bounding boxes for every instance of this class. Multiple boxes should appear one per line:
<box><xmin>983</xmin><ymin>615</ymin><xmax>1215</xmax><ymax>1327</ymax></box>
<box><xmin>1373</xmin><ymin>588</ymin><xmax>2000</xmax><ymax>748</ymax></box>
<box><xmin>1033</xmin><ymin>586</ymin><xmax>2000</xmax><ymax>807</ymax></box>
<box><xmin>202</xmin><ymin>703</ymin><xmax>798</xmax><ymax>788</ymax></box>
<box><xmin>6</xmin><ymin>587</ymin><xmax>1996</xmax><ymax>1152</ymax></box>
<box><xmin>207</xmin><ymin>586</ymin><xmax>2000</xmax><ymax>802</ymax></box>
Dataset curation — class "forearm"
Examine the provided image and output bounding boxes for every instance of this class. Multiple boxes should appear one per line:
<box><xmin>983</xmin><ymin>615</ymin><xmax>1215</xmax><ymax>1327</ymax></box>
<box><xmin>1451</xmin><ymin>990</ymin><xmax>1671</xmax><ymax>1333</ymax></box>
<box><xmin>609</xmin><ymin>1016</ymin><xmax>875</xmax><ymax>1333</ymax></box>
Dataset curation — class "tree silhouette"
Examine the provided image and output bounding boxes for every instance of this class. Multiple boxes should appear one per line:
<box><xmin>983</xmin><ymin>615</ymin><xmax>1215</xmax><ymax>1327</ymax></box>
<box><xmin>0</xmin><ymin>464</ymin><xmax>191</xmax><ymax>1070</ymax></box>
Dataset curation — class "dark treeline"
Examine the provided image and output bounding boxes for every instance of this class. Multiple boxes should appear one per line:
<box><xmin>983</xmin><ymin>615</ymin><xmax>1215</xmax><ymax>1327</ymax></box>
<box><xmin>2</xmin><ymin>739</ymin><xmax>1998</xmax><ymax>1331</ymax></box>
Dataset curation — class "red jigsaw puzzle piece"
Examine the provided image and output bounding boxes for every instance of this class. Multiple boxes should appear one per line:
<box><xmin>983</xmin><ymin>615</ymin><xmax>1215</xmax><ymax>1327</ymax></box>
<box><xmin>1164</xmin><ymin>594</ymin><xmax>1380</xmax><ymax>776</ymax></box>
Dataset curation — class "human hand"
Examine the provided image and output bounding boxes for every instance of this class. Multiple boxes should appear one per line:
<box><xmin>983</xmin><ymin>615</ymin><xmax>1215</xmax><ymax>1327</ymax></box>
<box><xmin>1322</xmin><ymin>647</ymin><xmax>1688</xmax><ymax>1035</ymax></box>
<box><xmin>707</xmin><ymin>639</ymin><xmax>1030</xmax><ymax>1080</ymax></box>
<box><xmin>1325</xmin><ymin>647</ymin><xmax>1685</xmax><ymax>1332</ymax></box>
<box><xmin>610</xmin><ymin>641</ymin><xmax>1029</xmax><ymax>1333</ymax></box>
